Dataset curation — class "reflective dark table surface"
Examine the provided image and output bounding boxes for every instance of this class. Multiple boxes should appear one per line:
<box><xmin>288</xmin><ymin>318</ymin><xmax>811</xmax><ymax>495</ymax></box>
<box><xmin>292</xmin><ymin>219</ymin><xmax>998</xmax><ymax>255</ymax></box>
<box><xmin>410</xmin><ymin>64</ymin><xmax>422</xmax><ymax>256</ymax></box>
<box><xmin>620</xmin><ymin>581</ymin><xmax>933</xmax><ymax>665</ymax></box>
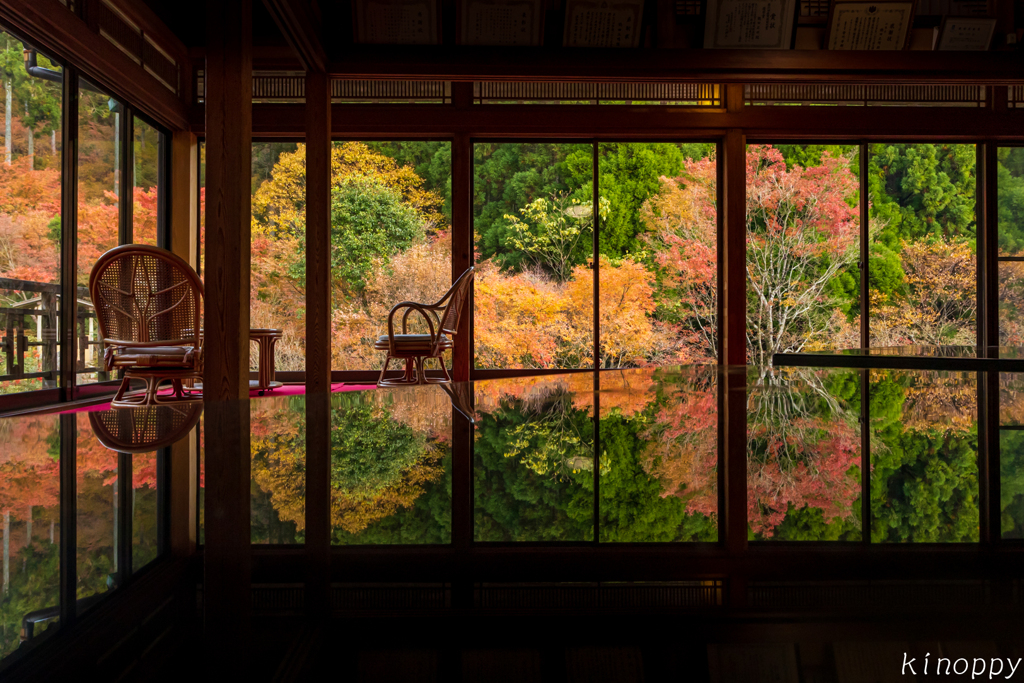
<box><xmin>5</xmin><ymin>365</ymin><xmax>1024</xmax><ymax>663</ymax></box>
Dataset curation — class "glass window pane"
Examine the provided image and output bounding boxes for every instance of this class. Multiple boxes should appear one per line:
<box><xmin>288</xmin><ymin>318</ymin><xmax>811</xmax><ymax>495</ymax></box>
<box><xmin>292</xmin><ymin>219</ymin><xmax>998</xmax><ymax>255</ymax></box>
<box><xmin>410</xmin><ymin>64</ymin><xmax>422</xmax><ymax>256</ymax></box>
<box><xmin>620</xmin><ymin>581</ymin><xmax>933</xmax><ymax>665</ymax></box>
<box><xmin>1000</xmin><ymin>261</ymin><xmax>1024</xmax><ymax>345</ymax></box>
<box><xmin>0</xmin><ymin>33</ymin><xmax>62</xmax><ymax>395</ymax></box>
<box><xmin>599</xmin><ymin>367</ymin><xmax>718</xmax><ymax>542</ymax></box>
<box><xmin>868</xmin><ymin>143</ymin><xmax>977</xmax><ymax>347</ymax></box>
<box><xmin>77</xmin><ymin>81</ymin><xmax>121</xmax><ymax>386</ymax></box>
<box><xmin>251</xmin><ymin>142</ymin><xmax>305</xmax><ymax>372</ymax></box>
<box><xmin>474</xmin><ymin>374</ymin><xmax>595</xmax><ymax>542</ymax></box>
<box><xmin>131</xmin><ymin>117</ymin><xmax>160</xmax><ymax>246</ymax></box>
<box><xmin>597</xmin><ymin>142</ymin><xmax>717</xmax><ymax>366</ymax></box>
<box><xmin>331</xmin><ymin>386</ymin><xmax>452</xmax><ymax>545</ymax></box>
<box><xmin>870</xmin><ymin>370</ymin><xmax>979</xmax><ymax>543</ymax></box>
<box><xmin>998</xmin><ymin>147</ymin><xmax>1024</xmax><ymax>344</ymax></box>
<box><xmin>997</xmin><ymin>147</ymin><xmax>1024</xmax><ymax>258</ymax></box>
<box><xmin>748</xmin><ymin>367</ymin><xmax>863</xmax><ymax>541</ymax></box>
<box><xmin>473</xmin><ymin>142</ymin><xmax>593</xmax><ymax>370</ymax></box>
<box><xmin>746</xmin><ymin>144</ymin><xmax>861</xmax><ymax>365</ymax></box>
<box><xmin>0</xmin><ymin>412</ymin><xmax>61</xmax><ymax>659</ymax></box>
<box><xmin>328</xmin><ymin>141</ymin><xmax>453</xmax><ymax>373</ymax></box>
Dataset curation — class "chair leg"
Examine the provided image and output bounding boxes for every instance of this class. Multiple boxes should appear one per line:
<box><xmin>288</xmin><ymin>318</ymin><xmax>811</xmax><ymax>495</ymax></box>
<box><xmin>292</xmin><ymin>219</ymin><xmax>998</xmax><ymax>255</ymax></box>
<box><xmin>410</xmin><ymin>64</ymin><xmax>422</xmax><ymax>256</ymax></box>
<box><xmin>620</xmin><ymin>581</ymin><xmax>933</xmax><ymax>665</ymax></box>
<box><xmin>145</xmin><ymin>376</ymin><xmax>162</xmax><ymax>404</ymax></box>
<box><xmin>415</xmin><ymin>356</ymin><xmax>426</xmax><ymax>385</ymax></box>
<box><xmin>377</xmin><ymin>355</ymin><xmax>393</xmax><ymax>386</ymax></box>
<box><xmin>111</xmin><ymin>376</ymin><xmax>131</xmax><ymax>405</ymax></box>
<box><xmin>422</xmin><ymin>355</ymin><xmax>453</xmax><ymax>384</ymax></box>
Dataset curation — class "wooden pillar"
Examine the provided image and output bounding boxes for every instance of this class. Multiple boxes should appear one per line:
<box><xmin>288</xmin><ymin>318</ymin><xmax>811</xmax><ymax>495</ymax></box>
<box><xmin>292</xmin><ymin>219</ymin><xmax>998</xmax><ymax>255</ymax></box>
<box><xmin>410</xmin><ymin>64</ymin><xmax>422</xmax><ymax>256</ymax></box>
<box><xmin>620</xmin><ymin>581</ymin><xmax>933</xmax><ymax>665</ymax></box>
<box><xmin>203</xmin><ymin>0</ymin><xmax>252</xmax><ymax>669</ymax></box>
<box><xmin>451</xmin><ymin>83</ymin><xmax>473</xmax><ymax>381</ymax></box>
<box><xmin>720</xmin><ymin>85</ymin><xmax>748</xmax><ymax>605</ymax></box>
<box><xmin>204</xmin><ymin>0</ymin><xmax>252</xmax><ymax>402</ymax></box>
<box><xmin>60</xmin><ymin>68</ymin><xmax>79</xmax><ymax>400</ymax></box>
<box><xmin>304</xmin><ymin>70</ymin><xmax>331</xmax><ymax>615</ymax></box>
<box><xmin>168</xmin><ymin>131</ymin><xmax>200</xmax><ymax>559</ymax></box>
<box><xmin>169</xmin><ymin>131</ymin><xmax>198</xmax><ymax>268</ymax></box>
<box><xmin>981</xmin><ymin>140</ymin><xmax>1001</xmax><ymax>351</ymax></box>
<box><xmin>720</xmin><ymin>84</ymin><xmax>746</xmax><ymax>367</ymax></box>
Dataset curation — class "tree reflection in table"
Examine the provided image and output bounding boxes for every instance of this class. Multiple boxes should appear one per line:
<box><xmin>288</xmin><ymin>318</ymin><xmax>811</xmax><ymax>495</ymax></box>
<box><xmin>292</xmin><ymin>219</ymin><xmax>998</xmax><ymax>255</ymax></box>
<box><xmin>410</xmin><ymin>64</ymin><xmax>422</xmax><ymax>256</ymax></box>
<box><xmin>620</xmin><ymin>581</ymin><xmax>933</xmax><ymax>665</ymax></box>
<box><xmin>242</xmin><ymin>389</ymin><xmax>453</xmax><ymax>546</ymax></box>
<box><xmin>0</xmin><ymin>414</ymin><xmax>60</xmax><ymax>660</ymax></box>
<box><xmin>747</xmin><ymin>367</ymin><xmax>862</xmax><ymax>541</ymax></box>
<box><xmin>870</xmin><ymin>370</ymin><xmax>979</xmax><ymax>543</ymax></box>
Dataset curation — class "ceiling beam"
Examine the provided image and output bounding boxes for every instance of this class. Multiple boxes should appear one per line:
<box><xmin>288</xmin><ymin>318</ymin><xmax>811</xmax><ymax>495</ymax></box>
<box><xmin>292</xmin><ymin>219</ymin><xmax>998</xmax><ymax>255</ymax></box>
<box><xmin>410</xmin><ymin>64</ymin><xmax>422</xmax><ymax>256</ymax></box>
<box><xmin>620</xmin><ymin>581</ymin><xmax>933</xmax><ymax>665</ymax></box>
<box><xmin>327</xmin><ymin>46</ymin><xmax>1024</xmax><ymax>84</ymax></box>
<box><xmin>262</xmin><ymin>0</ymin><xmax>327</xmax><ymax>72</ymax></box>
<box><xmin>0</xmin><ymin>0</ymin><xmax>190</xmax><ymax>130</ymax></box>
<box><xmin>216</xmin><ymin>102</ymin><xmax>1024</xmax><ymax>140</ymax></box>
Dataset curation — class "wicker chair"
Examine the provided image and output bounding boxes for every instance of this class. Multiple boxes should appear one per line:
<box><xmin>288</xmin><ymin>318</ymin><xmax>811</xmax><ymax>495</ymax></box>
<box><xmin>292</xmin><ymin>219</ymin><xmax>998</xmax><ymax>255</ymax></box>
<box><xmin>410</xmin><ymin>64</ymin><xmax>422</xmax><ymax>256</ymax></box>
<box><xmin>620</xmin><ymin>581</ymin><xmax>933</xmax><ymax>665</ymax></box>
<box><xmin>88</xmin><ymin>244</ymin><xmax>204</xmax><ymax>407</ymax></box>
<box><xmin>374</xmin><ymin>267</ymin><xmax>474</xmax><ymax>386</ymax></box>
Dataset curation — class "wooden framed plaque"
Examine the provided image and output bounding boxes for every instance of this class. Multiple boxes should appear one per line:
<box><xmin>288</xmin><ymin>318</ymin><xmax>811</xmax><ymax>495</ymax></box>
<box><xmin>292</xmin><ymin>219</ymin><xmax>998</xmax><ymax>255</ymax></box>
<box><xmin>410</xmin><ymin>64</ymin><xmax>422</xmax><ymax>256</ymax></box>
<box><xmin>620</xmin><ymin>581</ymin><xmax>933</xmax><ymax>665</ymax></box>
<box><xmin>458</xmin><ymin>0</ymin><xmax>544</xmax><ymax>45</ymax></box>
<box><xmin>935</xmin><ymin>16</ymin><xmax>996</xmax><ymax>50</ymax></box>
<box><xmin>563</xmin><ymin>0</ymin><xmax>646</xmax><ymax>48</ymax></box>
<box><xmin>703</xmin><ymin>0</ymin><xmax>798</xmax><ymax>49</ymax></box>
<box><xmin>353</xmin><ymin>0</ymin><xmax>441</xmax><ymax>44</ymax></box>
<box><xmin>825</xmin><ymin>0</ymin><xmax>916</xmax><ymax>50</ymax></box>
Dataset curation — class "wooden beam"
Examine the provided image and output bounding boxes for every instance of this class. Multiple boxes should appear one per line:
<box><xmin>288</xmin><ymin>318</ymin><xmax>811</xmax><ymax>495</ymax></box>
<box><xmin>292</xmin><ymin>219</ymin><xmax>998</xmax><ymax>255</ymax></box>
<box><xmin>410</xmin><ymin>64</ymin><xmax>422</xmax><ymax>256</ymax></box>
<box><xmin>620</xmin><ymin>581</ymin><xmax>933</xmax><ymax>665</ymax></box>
<box><xmin>169</xmin><ymin>131</ymin><xmax>198</xmax><ymax>268</ymax></box>
<box><xmin>304</xmin><ymin>69</ymin><xmax>331</xmax><ymax>615</ymax></box>
<box><xmin>324</xmin><ymin>46</ymin><xmax>1024</xmax><ymax>83</ymax></box>
<box><xmin>0</xmin><ymin>0</ymin><xmax>190</xmax><ymax>130</ymax></box>
<box><xmin>100</xmin><ymin>0</ymin><xmax>191</xmax><ymax>69</ymax></box>
<box><xmin>203</xmin><ymin>0</ymin><xmax>252</xmax><ymax>670</ymax></box>
<box><xmin>262</xmin><ymin>0</ymin><xmax>328</xmax><ymax>72</ymax></box>
<box><xmin>234</xmin><ymin>102</ymin><xmax>1024</xmax><ymax>140</ymax></box>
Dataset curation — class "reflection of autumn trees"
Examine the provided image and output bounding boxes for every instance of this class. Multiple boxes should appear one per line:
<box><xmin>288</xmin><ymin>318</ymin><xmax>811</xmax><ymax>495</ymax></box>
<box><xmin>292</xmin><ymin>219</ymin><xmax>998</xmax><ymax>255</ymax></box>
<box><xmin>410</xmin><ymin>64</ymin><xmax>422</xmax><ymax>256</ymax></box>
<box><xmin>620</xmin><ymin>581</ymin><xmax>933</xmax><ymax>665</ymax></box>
<box><xmin>244</xmin><ymin>390</ymin><xmax>452</xmax><ymax>543</ymax></box>
<box><xmin>474</xmin><ymin>382</ymin><xmax>595</xmax><ymax>542</ymax></box>
<box><xmin>473</xmin><ymin>369</ymin><xmax>719</xmax><ymax>542</ymax></box>
<box><xmin>870</xmin><ymin>371</ymin><xmax>979</xmax><ymax>543</ymax></box>
<box><xmin>638</xmin><ymin>367</ymin><xmax>718</xmax><ymax>524</ymax></box>
<box><xmin>747</xmin><ymin>368</ymin><xmax>862</xmax><ymax>539</ymax></box>
<box><xmin>75</xmin><ymin>413</ymin><xmax>117</xmax><ymax>601</ymax></box>
<box><xmin>0</xmin><ymin>413</ymin><xmax>61</xmax><ymax>659</ymax></box>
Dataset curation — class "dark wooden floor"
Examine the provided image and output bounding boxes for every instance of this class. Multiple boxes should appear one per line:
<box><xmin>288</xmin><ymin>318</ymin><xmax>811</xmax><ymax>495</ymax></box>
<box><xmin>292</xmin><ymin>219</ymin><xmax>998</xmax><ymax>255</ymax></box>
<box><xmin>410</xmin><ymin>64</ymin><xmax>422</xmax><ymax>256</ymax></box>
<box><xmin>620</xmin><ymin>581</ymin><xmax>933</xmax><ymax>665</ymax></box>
<box><xmin>150</xmin><ymin>611</ymin><xmax>1024</xmax><ymax>682</ymax></box>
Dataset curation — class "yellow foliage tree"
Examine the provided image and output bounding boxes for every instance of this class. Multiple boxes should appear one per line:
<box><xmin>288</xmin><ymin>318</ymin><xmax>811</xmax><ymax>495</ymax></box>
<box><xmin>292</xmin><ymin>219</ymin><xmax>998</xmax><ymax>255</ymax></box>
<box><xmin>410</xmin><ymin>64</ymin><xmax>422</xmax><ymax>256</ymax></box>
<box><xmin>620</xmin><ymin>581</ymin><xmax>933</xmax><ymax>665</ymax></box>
<box><xmin>251</xmin><ymin>142</ymin><xmax>443</xmax><ymax>239</ymax></box>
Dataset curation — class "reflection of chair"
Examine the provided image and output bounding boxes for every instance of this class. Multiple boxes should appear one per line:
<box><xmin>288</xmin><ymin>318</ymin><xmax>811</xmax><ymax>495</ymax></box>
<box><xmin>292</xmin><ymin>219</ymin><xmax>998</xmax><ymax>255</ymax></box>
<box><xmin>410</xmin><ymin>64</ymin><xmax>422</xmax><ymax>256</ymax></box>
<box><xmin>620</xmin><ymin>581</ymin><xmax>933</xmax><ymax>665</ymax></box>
<box><xmin>374</xmin><ymin>267</ymin><xmax>474</xmax><ymax>387</ymax></box>
<box><xmin>88</xmin><ymin>403</ymin><xmax>202</xmax><ymax>453</ymax></box>
<box><xmin>88</xmin><ymin>245</ymin><xmax>204</xmax><ymax>407</ymax></box>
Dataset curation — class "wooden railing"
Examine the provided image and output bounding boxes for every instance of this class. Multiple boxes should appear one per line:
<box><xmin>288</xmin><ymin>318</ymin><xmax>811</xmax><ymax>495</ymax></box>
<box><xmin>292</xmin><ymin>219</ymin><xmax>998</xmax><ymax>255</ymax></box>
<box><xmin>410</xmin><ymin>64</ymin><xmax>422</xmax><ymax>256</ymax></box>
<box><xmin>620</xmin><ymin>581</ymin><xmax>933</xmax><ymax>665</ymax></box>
<box><xmin>0</xmin><ymin>277</ymin><xmax>107</xmax><ymax>387</ymax></box>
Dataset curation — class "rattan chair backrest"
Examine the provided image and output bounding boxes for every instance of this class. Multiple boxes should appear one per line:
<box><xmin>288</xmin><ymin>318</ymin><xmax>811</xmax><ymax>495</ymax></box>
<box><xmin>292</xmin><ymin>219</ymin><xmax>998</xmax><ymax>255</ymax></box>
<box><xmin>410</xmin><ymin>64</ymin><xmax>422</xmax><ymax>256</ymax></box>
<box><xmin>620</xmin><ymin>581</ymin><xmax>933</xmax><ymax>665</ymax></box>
<box><xmin>438</xmin><ymin>267</ymin><xmax>475</xmax><ymax>337</ymax></box>
<box><xmin>88</xmin><ymin>244</ymin><xmax>204</xmax><ymax>348</ymax></box>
